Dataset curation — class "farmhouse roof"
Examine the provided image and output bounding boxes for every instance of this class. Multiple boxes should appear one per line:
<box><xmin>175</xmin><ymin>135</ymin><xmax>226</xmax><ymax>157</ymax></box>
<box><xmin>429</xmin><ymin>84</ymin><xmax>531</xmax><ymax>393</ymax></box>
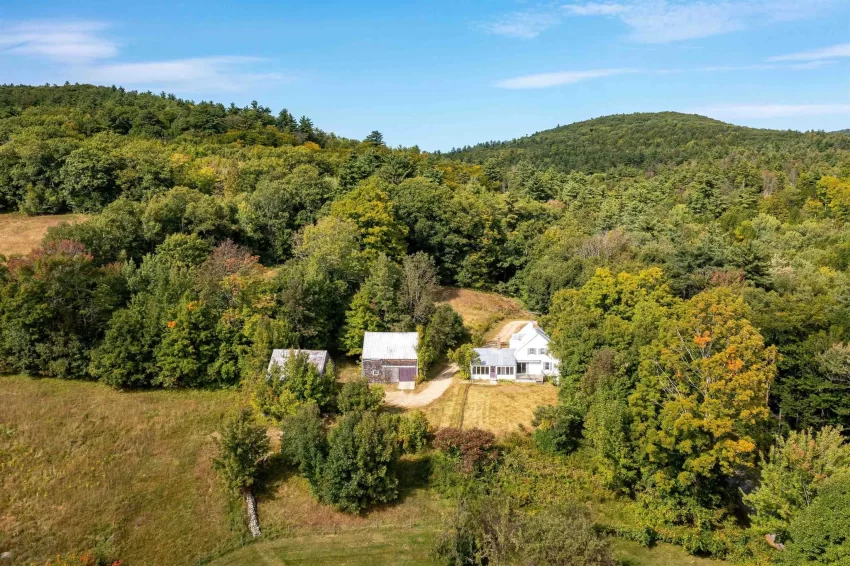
<box><xmin>510</xmin><ymin>321</ymin><xmax>550</xmax><ymax>350</ymax></box>
<box><xmin>268</xmin><ymin>349</ymin><xmax>329</xmax><ymax>375</ymax></box>
<box><xmin>362</xmin><ymin>332</ymin><xmax>419</xmax><ymax>360</ymax></box>
<box><xmin>473</xmin><ymin>347</ymin><xmax>517</xmax><ymax>366</ymax></box>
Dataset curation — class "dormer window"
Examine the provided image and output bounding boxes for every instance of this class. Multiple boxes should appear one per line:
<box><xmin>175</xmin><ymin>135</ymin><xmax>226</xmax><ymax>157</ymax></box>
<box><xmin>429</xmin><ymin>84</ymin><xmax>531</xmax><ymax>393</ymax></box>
<box><xmin>528</xmin><ymin>348</ymin><xmax>536</xmax><ymax>355</ymax></box>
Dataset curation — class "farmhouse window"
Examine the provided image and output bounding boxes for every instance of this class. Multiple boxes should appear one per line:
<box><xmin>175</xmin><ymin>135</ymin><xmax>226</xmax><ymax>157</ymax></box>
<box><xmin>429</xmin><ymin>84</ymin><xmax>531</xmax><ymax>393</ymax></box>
<box><xmin>544</xmin><ymin>362</ymin><xmax>551</xmax><ymax>371</ymax></box>
<box><xmin>472</xmin><ymin>366</ymin><xmax>489</xmax><ymax>376</ymax></box>
<box><xmin>517</xmin><ymin>362</ymin><xmax>528</xmax><ymax>374</ymax></box>
<box><xmin>528</xmin><ymin>348</ymin><xmax>536</xmax><ymax>355</ymax></box>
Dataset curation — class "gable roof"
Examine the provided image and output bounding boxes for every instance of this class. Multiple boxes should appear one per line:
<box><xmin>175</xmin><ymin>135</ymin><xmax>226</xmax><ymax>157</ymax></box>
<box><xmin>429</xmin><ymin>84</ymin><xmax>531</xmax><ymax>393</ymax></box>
<box><xmin>510</xmin><ymin>322</ymin><xmax>550</xmax><ymax>351</ymax></box>
<box><xmin>473</xmin><ymin>347</ymin><xmax>516</xmax><ymax>367</ymax></box>
<box><xmin>268</xmin><ymin>349</ymin><xmax>329</xmax><ymax>375</ymax></box>
<box><xmin>362</xmin><ymin>332</ymin><xmax>419</xmax><ymax>360</ymax></box>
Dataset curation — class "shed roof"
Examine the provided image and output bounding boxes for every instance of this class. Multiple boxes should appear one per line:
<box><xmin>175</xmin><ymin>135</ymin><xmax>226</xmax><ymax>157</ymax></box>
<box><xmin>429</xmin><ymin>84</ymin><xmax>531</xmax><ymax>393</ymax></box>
<box><xmin>362</xmin><ymin>332</ymin><xmax>419</xmax><ymax>360</ymax></box>
<box><xmin>268</xmin><ymin>349</ymin><xmax>329</xmax><ymax>375</ymax></box>
<box><xmin>473</xmin><ymin>347</ymin><xmax>517</xmax><ymax>367</ymax></box>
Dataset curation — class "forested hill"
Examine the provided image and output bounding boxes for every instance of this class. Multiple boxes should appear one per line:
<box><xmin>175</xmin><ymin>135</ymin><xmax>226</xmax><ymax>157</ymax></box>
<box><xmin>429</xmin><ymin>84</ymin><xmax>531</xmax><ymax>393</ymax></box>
<box><xmin>448</xmin><ymin>111</ymin><xmax>850</xmax><ymax>172</ymax></box>
<box><xmin>0</xmin><ymin>83</ymin><xmax>342</xmax><ymax>146</ymax></box>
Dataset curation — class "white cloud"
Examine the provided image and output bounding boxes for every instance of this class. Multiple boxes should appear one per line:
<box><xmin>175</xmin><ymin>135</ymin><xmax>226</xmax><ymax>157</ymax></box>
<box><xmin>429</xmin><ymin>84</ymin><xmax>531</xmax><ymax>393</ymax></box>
<box><xmin>0</xmin><ymin>20</ymin><xmax>117</xmax><ymax>62</ymax></box>
<box><xmin>767</xmin><ymin>42</ymin><xmax>850</xmax><ymax>62</ymax></box>
<box><xmin>565</xmin><ymin>2</ymin><xmax>628</xmax><ymax>15</ymax></box>
<box><xmin>484</xmin><ymin>1</ymin><xmax>841</xmax><ymax>43</ymax></box>
<box><xmin>693</xmin><ymin>103</ymin><xmax>850</xmax><ymax>119</ymax></box>
<box><xmin>80</xmin><ymin>57</ymin><xmax>286</xmax><ymax>93</ymax></box>
<box><xmin>0</xmin><ymin>20</ymin><xmax>288</xmax><ymax>94</ymax></box>
<box><xmin>496</xmin><ymin>68</ymin><xmax>638</xmax><ymax>89</ymax></box>
<box><xmin>478</xmin><ymin>10</ymin><xmax>563</xmax><ymax>39</ymax></box>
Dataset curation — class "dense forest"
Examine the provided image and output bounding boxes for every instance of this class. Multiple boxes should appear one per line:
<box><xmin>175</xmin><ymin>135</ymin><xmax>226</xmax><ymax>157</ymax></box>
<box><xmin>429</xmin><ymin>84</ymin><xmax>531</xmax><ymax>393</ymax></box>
<box><xmin>2</xmin><ymin>84</ymin><xmax>850</xmax><ymax>564</ymax></box>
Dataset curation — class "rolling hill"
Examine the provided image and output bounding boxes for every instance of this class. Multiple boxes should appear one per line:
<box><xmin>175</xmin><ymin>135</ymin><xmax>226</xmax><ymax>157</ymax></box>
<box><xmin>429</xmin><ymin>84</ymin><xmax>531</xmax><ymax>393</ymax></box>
<box><xmin>448</xmin><ymin>111</ymin><xmax>850</xmax><ymax>173</ymax></box>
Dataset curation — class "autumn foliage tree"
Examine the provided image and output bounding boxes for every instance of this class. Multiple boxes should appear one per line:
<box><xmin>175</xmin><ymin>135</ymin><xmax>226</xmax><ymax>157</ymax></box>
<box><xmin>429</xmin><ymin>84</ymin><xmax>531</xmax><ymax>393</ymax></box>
<box><xmin>629</xmin><ymin>287</ymin><xmax>778</xmax><ymax>510</ymax></box>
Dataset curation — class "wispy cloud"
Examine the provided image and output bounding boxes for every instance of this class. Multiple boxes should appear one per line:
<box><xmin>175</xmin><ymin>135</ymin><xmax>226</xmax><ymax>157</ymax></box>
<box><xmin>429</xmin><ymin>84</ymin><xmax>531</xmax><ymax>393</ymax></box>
<box><xmin>482</xmin><ymin>0</ymin><xmax>840</xmax><ymax>43</ymax></box>
<box><xmin>767</xmin><ymin>42</ymin><xmax>850</xmax><ymax>62</ymax></box>
<box><xmin>0</xmin><ymin>20</ymin><xmax>117</xmax><ymax>62</ymax></box>
<box><xmin>693</xmin><ymin>103</ymin><xmax>850</xmax><ymax>120</ymax></box>
<box><xmin>0</xmin><ymin>19</ymin><xmax>287</xmax><ymax>93</ymax></box>
<box><xmin>80</xmin><ymin>57</ymin><xmax>286</xmax><ymax>93</ymax></box>
<box><xmin>496</xmin><ymin>68</ymin><xmax>638</xmax><ymax>89</ymax></box>
<box><xmin>477</xmin><ymin>9</ymin><xmax>563</xmax><ymax>39</ymax></box>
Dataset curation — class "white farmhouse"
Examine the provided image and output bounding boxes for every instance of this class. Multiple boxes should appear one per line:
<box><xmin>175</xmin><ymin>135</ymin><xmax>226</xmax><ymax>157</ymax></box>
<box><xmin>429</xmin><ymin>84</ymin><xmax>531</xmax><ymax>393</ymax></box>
<box><xmin>470</xmin><ymin>322</ymin><xmax>559</xmax><ymax>383</ymax></box>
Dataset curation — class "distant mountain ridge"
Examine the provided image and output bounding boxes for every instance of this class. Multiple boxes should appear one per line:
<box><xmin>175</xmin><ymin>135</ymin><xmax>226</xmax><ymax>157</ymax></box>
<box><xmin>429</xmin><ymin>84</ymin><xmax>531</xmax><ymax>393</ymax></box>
<box><xmin>448</xmin><ymin>111</ymin><xmax>850</xmax><ymax>173</ymax></box>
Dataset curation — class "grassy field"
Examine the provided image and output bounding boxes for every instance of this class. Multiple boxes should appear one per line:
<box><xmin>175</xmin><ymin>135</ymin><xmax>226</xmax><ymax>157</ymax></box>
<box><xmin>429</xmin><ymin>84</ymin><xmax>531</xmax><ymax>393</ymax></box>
<box><xmin>436</xmin><ymin>287</ymin><xmax>529</xmax><ymax>336</ymax></box>
<box><xmin>0</xmin><ymin>375</ymin><xmax>728</xmax><ymax>566</ymax></box>
<box><xmin>420</xmin><ymin>381</ymin><xmax>558</xmax><ymax>436</ymax></box>
<box><xmin>0</xmin><ymin>213</ymin><xmax>87</xmax><ymax>257</ymax></box>
<box><xmin>0</xmin><ymin>375</ymin><xmax>241</xmax><ymax>564</ymax></box>
<box><xmin>0</xmin><ymin>375</ymin><xmax>446</xmax><ymax>564</ymax></box>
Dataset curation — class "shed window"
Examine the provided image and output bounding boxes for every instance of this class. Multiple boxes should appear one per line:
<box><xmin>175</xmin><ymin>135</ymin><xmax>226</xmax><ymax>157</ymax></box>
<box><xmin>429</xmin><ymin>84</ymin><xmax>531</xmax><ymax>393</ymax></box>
<box><xmin>371</xmin><ymin>369</ymin><xmax>380</xmax><ymax>376</ymax></box>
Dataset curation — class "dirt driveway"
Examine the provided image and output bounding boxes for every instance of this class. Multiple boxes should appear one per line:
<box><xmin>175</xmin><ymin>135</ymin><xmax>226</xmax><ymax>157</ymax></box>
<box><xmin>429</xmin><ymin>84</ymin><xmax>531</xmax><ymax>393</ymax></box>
<box><xmin>384</xmin><ymin>364</ymin><xmax>458</xmax><ymax>409</ymax></box>
<box><xmin>488</xmin><ymin>319</ymin><xmax>531</xmax><ymax>347</ymax></box>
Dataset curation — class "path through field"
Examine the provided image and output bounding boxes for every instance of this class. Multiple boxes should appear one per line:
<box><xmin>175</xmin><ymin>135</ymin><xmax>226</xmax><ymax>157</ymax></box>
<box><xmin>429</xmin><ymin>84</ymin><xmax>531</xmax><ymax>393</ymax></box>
<box><xmin>384</xmin><ymin>364</ymin><xmax>458</xmax><ymax>408</ymax></box>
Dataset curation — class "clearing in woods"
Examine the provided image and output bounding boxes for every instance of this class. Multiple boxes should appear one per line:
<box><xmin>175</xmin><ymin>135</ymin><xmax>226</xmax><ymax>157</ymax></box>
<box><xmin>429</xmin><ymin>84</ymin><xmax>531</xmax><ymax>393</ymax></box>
<box><xmin>0</xmin><ymin>213</ymin><xmax>87</xmax><ymax>256</ymax></box>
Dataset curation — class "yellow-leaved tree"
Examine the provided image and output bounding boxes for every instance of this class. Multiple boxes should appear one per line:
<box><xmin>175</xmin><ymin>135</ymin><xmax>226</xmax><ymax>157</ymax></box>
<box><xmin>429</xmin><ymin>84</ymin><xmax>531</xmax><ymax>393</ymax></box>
<box><xmin>630</xmin><ymin>287</ymin><xmax>777</xmax><ymax>509</ymax></box>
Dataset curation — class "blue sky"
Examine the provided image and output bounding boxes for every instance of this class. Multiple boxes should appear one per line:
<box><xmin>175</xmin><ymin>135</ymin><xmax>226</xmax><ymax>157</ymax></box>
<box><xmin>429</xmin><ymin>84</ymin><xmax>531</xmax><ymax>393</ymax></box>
<box><xmin>1</xmin><ymin>0</ymin><xmax>849</xmax><ymax>150</ymax></box>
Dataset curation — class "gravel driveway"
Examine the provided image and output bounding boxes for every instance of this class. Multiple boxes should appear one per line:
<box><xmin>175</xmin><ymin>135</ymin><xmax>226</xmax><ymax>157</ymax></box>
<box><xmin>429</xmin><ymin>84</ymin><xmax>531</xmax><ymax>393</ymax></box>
<box><xmin>384</xmin><ymin>363</ymin><xmax>458</xmax><ymax>408</ymax></box>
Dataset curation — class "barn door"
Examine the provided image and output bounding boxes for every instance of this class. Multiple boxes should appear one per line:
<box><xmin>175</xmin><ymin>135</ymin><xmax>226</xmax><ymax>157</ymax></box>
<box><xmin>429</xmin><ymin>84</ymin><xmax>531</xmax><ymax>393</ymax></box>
<box><xmin>386</xmin><ymin>367</ymin><xmax>400</xmax><ymax>382</ymax></box>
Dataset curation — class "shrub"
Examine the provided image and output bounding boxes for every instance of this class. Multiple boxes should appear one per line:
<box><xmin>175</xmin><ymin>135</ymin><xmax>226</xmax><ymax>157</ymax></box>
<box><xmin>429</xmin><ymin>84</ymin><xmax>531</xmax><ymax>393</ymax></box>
<box><xmin>397</xmin><ymin>410</ymin><xmax>431</xmax><ymax>454</ymax></box>
<box><xmin>337</xmin><ymin>377</ymin><xmax>384</xmax><ymax>414</ymax></box>
<box><xmin>448</xmin><ymin>343</ymin><xmax>479</xmax><ymax>380</ymax></box>
<box><xmin>433</xmin><ymin>428</ymin><xmax>498</xmax><ymax>475</ymax></box>
<box><xmin>531</xmin><ymin>403</ymin><xmax>583</xmax><ymax>455</ymax></box>
<box><xmin>434</xmin><ymin>494</ymin><xmax>615</xmax><ymax>566</ymax></box>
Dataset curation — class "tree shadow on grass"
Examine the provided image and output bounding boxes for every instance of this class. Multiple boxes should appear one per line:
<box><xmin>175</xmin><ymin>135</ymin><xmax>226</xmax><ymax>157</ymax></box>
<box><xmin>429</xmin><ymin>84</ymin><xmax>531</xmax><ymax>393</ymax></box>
<box><xmin>254</xmin><ymin>451</ymin><xmax>296</xmax><ymax>500</ymax></box>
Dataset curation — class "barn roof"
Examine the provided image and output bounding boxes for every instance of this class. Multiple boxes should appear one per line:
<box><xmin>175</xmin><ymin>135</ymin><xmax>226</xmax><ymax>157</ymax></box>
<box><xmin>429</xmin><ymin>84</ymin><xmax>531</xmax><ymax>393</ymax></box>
<box><xmin>268</xmin><ymin>349</ymin><xmax>329</xmax><ymax>375</ymax></box>
<box><xmin>473</xmin><ymin>347</ymin><xmax>517</xmax><ymax>367</ymax></box>
<box><xmin>362</xmin><ymin>332</ymin><xmax>419</xmax><ymax>360</ymax></box>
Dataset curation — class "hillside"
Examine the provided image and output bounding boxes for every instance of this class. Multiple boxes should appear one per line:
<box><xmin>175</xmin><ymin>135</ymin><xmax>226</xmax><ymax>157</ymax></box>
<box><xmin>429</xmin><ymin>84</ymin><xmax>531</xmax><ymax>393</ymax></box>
<box><xmin>449</xmin><ymin>111</ymin><xmax>850</xmax><ymax>172</ymax></box>
<box><xmin>0</xmin><ymin>213</ymin><xmax>86</xmax><ymax>256</ymax></box>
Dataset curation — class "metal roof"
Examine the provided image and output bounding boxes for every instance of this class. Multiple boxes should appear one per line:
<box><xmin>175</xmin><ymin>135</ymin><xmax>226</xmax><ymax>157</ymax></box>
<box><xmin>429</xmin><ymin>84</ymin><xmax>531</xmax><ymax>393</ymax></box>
<box><xmin>362</xmin><ymin>332</ymin><xmax>419</xmax><ymax>360</ymax></box>
<box><xmin>268</xmin><ymin>349</ymin><xmax>329</xmax><ymax>375</ymax></box>
<box><xmin>510</xmin><ymin>322</ymin><xmax>550</xmax><ymax>351</ymax></box>
<box><xmin>473</xmin><ymin>347</ymin><xmax>517</xmax><ymax>367</ymax></box>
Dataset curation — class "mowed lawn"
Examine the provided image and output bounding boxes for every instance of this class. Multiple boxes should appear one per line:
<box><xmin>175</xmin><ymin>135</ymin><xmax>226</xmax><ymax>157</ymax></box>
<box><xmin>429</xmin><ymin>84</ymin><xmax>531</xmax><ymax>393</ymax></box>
<box><xmin>0</xmin><ymin>213</ymin><xmax>87</xmax><ymax>257</ymax></box>
<box><xmin>210</xmin><ymin>527</ymin><xmax>439</xmax><ymax>566</ymax></box>
<box><xmin>421</xmin><ymin>381</ymin><xmax>559</xmax><ymax>436</ymax></box>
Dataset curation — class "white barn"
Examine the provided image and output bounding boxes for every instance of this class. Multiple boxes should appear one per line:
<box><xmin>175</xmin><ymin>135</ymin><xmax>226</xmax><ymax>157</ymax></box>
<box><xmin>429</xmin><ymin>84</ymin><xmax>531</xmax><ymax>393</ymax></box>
<box><xmin>470</xmin><ymin>322</ymin><xmax>559</xmax><ymax>383</ymax></box>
